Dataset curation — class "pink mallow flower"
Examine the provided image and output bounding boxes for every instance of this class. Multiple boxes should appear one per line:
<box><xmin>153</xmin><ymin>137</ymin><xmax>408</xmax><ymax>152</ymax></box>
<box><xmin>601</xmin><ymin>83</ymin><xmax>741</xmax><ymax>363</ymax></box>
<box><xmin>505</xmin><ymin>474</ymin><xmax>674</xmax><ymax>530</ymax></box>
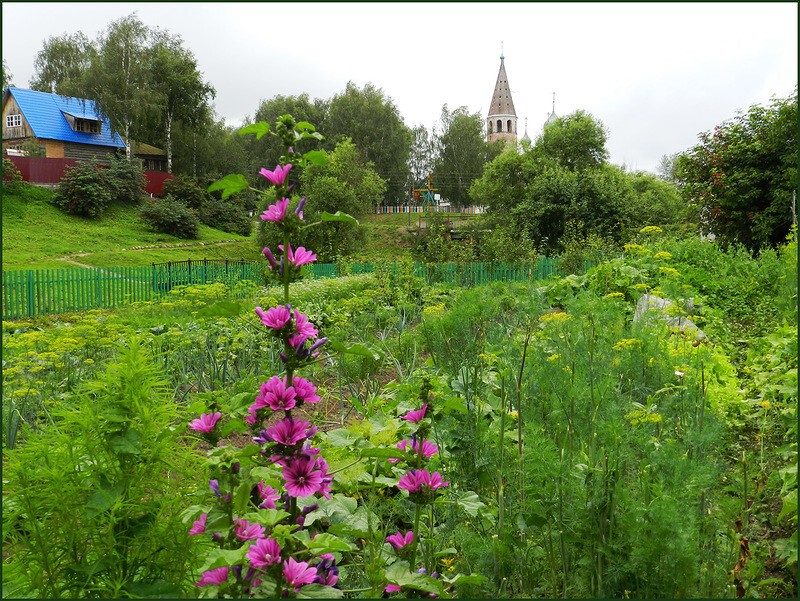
<box><xmin>247</xmin><ymin>537</ymin><xmax>282</xmax><ymax>568</ymax></box>
<box><xmin>259</xmin><ymin>163</ymin><xmax>292</xmax><ymax>186</ymax></box>
<box><xmin>401</xmin><ymin>403</ymin><xmax>428</xmax><ymax>423</ymax></box>
<box><xmin>196</xmin><ymin>566</ymin><xmax>229</xmax><ymax>587</ymax></box>
<box><xmin>386</xmin><ymin>584</ymin><xmax>402</xmax><ymax>593</ymax></box>
<box><xmin>234</xmin><ymin>518</ymin><xmax>266</xmax><ymax>541</ymax></box>
<box><xmin>260</xmin><ymin>197</ymin><xmax>291</xmax><ymax>222</ymax></box>
<box><xmin>188</xmin><ymin>513</ymin><xmax>207</xmax><ymax>536</ymax></box>
<box><xmin>389</xmin><ymin>438</ymin><xmax>439</xmax><ymax>463</ymax></box>
<box><xmin>257</xmin><ymin>481</ymin><xmax>281</xmax><ymax>509</ymax></box>
<box><xmin>292</xmin><ymin>375</ymin><xmax>320</xmax><ymax>404</ymax></box>
<box><xmin>386</xmin><ymin>530</ymin><xmax>414</xmax><ymax>550</ymax></box>
<box><xmin>289</xmin><ymin>310</ymin><xmax>319</xmax><ymax>349</ymax></box>
<box><xmin>189</xmin><ymin>412</ymin><xmax>221</xmax><ymax>433</ymax></box>
<box><xmin>255</xmin><ymin>305</ymin><xmax>291</xmax><ymax>330</ymax></box>
<box><xmin>283</xmin><ymin>457</ymin><xmax>324</xmax><ymax>498</ymax></box>
<box><xmin>282</xmin><ymin>557</ymin><xmax>318</xmax><ymax>591</ymax></box>
<box><xmin>256</xmin><ymin>376</ymin><xmax>297</xmax><ymax>412</ymax></box>
<box><xmin>267</xmin><ymin>417</ymin><xmax>314</xmax><ymax>447</ymax></box>
<box><xmin>397</xmin><ymin>469</ymin><xmax>449</xmax><ymax>493</ymax></box>
<box><xmin>279</xmin><ymin>243</ymin><xmax>317</xmax><ymax>268</ymax></box>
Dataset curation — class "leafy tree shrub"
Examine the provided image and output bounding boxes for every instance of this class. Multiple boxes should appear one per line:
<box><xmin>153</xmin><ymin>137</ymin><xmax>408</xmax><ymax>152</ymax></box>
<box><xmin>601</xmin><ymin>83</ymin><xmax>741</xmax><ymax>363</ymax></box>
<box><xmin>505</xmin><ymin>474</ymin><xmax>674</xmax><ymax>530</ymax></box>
<box><xmin>163</xmin><ymin>174</ymin><xmax>209</xmax><ymax>210</ymax></box>
<box><xmin>2</xmin><ymin>157</ymin><xmax>23</xmax><ymax>190</ymax></box>
<box><xmin>164</xmin><ymin>175</ymin><xmax>252</xmax><ymax>235</ymax></box>
<box><xmin>675</xmin><ymin>91</ymin><xmax>798</xmax><ymax>251</ymax></box>
<box><xmin>105</xmin><ymin>155</ymin><xmax>147</xmax><ymax>204</ymax></box>
<box><xmin>200</xmin><ymin>197</ymin><xmax>252</xmax><ymax>236</ymax></box>
<box><xmin>51</xmin><ymin>159</ymin><xmax>111</xmax><ymax>217</ymax></box>
<box><xmin>139</xmin><ymin>195</ymin><xmax>199</xmax><ymax>238</ymax></box>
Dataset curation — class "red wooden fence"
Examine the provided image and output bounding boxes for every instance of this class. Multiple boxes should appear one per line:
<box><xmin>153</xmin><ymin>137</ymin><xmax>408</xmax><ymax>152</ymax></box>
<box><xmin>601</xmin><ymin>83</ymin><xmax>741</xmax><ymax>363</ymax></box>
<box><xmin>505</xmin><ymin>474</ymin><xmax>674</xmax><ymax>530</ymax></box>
<box><xmin>5</xmin><ymin>156</ymin><xmax>173</xmax><ymax>195</ymax></box>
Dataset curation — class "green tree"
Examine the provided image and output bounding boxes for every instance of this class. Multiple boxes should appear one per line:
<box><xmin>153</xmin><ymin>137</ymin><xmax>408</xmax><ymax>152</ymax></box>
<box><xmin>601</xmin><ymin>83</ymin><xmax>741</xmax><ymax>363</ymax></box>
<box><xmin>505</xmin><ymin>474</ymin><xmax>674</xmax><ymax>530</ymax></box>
<box><xmin>256</xmin><ymin>138</ymin><xmax>386</xmax><ymax>261</ymax></box>
<box><xmin>324</xmin><ymin>82</ymin><xmax>412</xmax><ymax>204</ymax></box>
<box><xmin>627</xmin><ymin>170</ymin><xmax>687</xmax><ymax>232</ymax></box>
<box><xmin>29</xmin><ymin>32</ymin><xmax>94</xmax><ymax>96</ymax></box>
<box><xmin>251</xmin><ymin>94</ymin><xmax>329</xmax><ymax>178</ymax></box>
<box><xmin>432</xmin><ymin>105</ymin><xmax>504</xmax><ymax>207</ymax></box>
<box><xmin>148</xmin><ymin>30</ymin><xmax>215</xmax><ymax>173</ymax></box>
<box><xmin>2</xmin><ymin>59</ymin><xmax>13</xmax><ymax>90</ymax></box>
<box><xmin>675</xmin><ymin>90</ymin><xmax>798</xmax><ymax>250</ymax></box>
<box><xmin>535</xmin><ymin>109</ymin><xmax>609</xmax><ymax>171</ymax></box>
<box><xmin>84</xmin><ymin>14</ymin><xmax>154</xmax><ymax>159</ymax></box>
<box><xmin>408</xmin><ymin>124</ymin><xmax>436</xmax><ymax>191</ymax></box>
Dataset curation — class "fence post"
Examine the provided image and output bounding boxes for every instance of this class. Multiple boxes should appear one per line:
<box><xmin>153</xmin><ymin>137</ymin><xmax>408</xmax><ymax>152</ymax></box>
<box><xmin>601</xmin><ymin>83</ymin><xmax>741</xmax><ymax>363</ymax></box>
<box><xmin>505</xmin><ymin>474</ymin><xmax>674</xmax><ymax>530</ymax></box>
<box><xmin>187</xmin><ymin>258</ymin><xmax>192</xmax><ymax>284</ymax></box>
<box><xmin>26</xmin><ymin>270</ymin><xmax>35</xmax><ymax>318</ymax></box>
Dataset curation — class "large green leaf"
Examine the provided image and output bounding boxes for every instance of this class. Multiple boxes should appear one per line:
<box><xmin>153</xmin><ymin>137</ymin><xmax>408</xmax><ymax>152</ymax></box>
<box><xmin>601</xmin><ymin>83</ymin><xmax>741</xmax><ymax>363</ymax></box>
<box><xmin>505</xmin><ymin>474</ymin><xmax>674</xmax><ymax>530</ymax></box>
<box><xmin>297</xmin><ymin>584</ymin><xmax>343</xmax><ymax>598</ymax></box>
<box><xmin>304</xmin><ymin>532</ymin><xmax>356</xmax><ymax>554</ymax></box>
<box><xmin>295</xmin><ymin>121</ymin><xmax>317</xmax><ymax>132</ymax></box>
<box><xmin>198</xmin><ymin>547</ymin><xmax>250</xmax><ymax>573</ymax></box>
<box><xmin>384</xmin><ymin>561</ymin><xmax>446</xmax><ymax>596</ymax></box>
<box><xmin>453</xmin><ymin>491</ymin><xmax>485</xmax><ymax>517</ymax></box>
<box><xmin>303</xmin><ymin>150</ymin><xmax>328</xmax><ymax>167</ymax></box>
<box><xmin>359</xmin><ymin>447</ymin><xmax>405</xmax><ymax>459</ymax></box>
<box><xmin>327</xmin><ymin>339</ymin><xmax>383</xmax><ymax>361</ymax></box>
<box><xmin>238</xmin><ymin>122</ymin><xmax>271</xmax><ymax>140</ymax></box>
<box><xmin>320</xmin><ymin>211</ymin><xmax>358</xmax><ymax>225</ymax></box>
<box><xmin>208</xmin><ymin>174</ymin><xmax>249</xmax><ymax>200</ymax></box>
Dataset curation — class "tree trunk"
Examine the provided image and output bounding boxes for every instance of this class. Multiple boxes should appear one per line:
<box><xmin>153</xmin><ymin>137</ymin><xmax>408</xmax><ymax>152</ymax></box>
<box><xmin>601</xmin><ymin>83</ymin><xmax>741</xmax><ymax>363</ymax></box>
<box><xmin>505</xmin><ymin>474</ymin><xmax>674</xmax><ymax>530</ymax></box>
<box><xmin>166</xmin><ymin>112</ymin><xmax>173</xmax><ymax>174</ymax></box>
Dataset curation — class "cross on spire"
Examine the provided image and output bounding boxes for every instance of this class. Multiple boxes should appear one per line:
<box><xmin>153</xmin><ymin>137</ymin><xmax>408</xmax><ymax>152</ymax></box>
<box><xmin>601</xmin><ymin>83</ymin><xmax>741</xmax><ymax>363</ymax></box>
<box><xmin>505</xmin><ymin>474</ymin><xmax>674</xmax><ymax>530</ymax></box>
<box><xmin>500</xmin><ymin>41</ymin><xmax>504</xmax><ymax>61</ymax></box>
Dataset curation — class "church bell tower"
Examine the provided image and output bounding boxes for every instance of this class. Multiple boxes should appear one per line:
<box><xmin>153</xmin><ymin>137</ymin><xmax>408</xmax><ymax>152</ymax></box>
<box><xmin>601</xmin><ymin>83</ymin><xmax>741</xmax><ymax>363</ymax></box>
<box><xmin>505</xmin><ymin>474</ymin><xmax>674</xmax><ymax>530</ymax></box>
<box><xmin>487</xmin><ymin>47</ymin><xmax>518</xmax><ymax>145</ymax></box>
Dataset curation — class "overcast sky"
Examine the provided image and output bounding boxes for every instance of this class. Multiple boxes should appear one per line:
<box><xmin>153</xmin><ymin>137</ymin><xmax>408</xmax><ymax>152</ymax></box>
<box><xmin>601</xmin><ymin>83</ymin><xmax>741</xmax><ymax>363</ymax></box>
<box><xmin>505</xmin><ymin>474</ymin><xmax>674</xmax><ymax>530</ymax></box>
<box><xmin>3</xmin><ymin>2</ymin><xmax>797</xmax><ymax>173</ymax></box>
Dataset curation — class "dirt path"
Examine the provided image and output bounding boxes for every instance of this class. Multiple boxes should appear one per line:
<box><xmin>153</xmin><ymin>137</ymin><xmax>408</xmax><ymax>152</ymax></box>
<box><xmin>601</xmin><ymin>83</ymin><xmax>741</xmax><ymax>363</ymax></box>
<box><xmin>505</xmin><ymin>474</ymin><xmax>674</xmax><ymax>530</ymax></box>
<box><xmin>54</xmin><ymin>239</ymin><xmax>245</xmax><ymax>270</ymax></box>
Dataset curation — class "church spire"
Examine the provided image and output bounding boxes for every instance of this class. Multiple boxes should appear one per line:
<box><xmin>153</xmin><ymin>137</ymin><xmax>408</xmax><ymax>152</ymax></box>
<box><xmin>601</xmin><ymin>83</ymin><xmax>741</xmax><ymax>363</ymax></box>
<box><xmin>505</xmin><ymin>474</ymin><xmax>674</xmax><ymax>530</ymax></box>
<box><xmin>487</xmin><ymin>48</ymin><xmax>517</xmax><ymax>144</ymax></box>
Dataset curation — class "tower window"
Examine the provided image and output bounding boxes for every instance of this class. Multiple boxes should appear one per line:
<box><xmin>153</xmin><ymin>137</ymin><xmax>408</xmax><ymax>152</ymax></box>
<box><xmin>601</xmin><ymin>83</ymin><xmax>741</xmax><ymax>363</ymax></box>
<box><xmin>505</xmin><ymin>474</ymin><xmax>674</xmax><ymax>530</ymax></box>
<box><xmin>507</xmin><ymin>120</ymin><xmax>513</xmax><ymax>133</ymax></box>
<box><xmin>488</xmin><ymin>121</ymin><xmax>493</xmax><ymax>134</ymax></box>
<box><xmin>497</xmin><ymin>119</ymin><xmax>502</xmax><ymax>132</ymax></box>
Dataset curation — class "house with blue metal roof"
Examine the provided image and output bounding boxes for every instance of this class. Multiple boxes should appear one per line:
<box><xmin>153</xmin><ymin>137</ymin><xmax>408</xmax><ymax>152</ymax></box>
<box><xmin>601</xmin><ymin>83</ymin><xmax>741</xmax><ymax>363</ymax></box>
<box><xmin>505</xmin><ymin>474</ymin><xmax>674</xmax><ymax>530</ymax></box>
<box><xmin>2</xmin><ymin>87</ymin><xmax>126</xmax><ymax>163</ymax></box>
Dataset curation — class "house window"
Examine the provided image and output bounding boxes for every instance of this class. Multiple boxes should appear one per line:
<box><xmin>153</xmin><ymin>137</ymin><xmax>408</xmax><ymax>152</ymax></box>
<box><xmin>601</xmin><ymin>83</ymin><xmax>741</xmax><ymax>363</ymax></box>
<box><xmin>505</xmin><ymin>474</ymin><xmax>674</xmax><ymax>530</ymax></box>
<box><xmin>6</xmin><ymin>114</ymin><xmax>22</xmax><ymax>127</ymax></box>
<box><xmin>75</xmin><ymin>118</ymin><xmax>100</xmax><ymax>134</ymax></box>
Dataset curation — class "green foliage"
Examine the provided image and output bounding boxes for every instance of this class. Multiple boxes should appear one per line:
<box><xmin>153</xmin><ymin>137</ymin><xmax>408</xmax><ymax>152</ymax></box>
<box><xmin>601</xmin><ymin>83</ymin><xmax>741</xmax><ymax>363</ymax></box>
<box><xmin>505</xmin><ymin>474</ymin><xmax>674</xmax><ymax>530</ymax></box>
<box><xmin>2</xmin><ymin>339</ymin><xmax>200</xmax><ymax>597</ymax></box>
<box><xmin>2</xmin><ymin>157</ymin><xmax>23</xmax><ymax>190</ymax></box>
<box><xmin>535</xmin><ymin>109</ymin><xmax>609</xmax><ymax>170</ymax></box>
<box><xmin>51</xmin><ymin>159</ymin><xmax>111</xmax><ymax>218</ymax></box>
<box><xmin>675</xmin><ymin>90</ymin><xmax>798</xmax><ymax>251</ymax></box>
<box><xmin>257</xmin><ymin>138</ymin><xmax>385</xmax><ymax>261</ymax></box>
<box><xmin>29</xmin><ymin>31</ymin><xmax>94</xmax><ymax>95</ymax></box>
<box><xmin>2</xmin><ymin>57</ymin><xmax>12</xmax><ymax>90</ymax></box>
<box><xmin>251</xmin><ymin>93</ymin><xmax>329</xmax><ymax>175</ymax></box>
<box><xmin>325</xmin><ymin>81</ymin><xmax>412</xmax><ymax>203</ymax></box>
<box><xmin>432</xmin><ymin>105</ymin><xmax>504</xmax><ymax>207</ymax></box>
<box><xmin>165</xmin><ymin>175</ymin><xmax>252</xmax><ymax>236</ymax></box>
<box><xmin>472</xmin><ymin>112</ymin><xmax>690</xmax><ymax>252</ymax></box>
<box><xmin>139</xmin><ymin>195</ymin><xmax>200</xmax><ymax>238</ymax></box>
<box><xmin>105</xmin><ymin>155</ymin><xmax>147</xmax><ymax>204</ymax></box>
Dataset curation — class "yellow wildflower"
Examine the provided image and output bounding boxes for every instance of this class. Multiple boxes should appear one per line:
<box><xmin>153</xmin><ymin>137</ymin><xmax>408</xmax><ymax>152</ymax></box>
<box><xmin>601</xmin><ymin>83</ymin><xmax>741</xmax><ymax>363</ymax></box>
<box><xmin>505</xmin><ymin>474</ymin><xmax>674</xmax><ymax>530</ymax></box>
<box><xmin>639</xmin><ymin>226</ymin><xmax>663</xmax><ymax>234</ymax></box>
<box><xmin>540</xmin><ymin>311</ymin><xmax>570</xmax><ymax>323</ymax></box>
<box><xmin>653</xmin><ymin>251</ymin><xmax>673</xmax><ymax>261</ymax></box>
<box><xmin>613</xmin><ymin>338</ymin><xmax>642</xmax><ymax>351</ymax></box>
<box><xmin>604</xmin><ymin>292</ymin><xmax>625</xmax><ymax>299</ymax></box>
<box><xmin>659</xmin><ymin>267</ymin><xmax>681</xmax><ymax>277</ymax></box>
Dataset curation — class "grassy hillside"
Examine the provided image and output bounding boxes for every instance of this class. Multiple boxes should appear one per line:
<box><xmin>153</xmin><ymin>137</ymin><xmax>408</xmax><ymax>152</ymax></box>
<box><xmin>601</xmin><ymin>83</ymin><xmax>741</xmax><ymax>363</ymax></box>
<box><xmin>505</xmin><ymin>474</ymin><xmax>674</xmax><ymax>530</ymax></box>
<box><xmin>2</xmin><ymin>183</ymin><xmax>259</xmax><ymax>270</ymax></box>
<box><xmin>1</xmin><ymin>183</ymin><xmax>479</xmax><ymax>270</ymax></box>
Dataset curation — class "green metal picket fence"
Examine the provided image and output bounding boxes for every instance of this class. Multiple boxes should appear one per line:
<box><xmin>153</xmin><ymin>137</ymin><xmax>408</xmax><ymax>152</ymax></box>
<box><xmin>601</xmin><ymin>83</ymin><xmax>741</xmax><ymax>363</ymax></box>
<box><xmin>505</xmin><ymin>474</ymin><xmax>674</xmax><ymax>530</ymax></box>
<box><xmin>2</xmin><ymin>259</ymin><xmax>263</xmax><ymax>320</ymax></box>
<box><xmin>306</xmin><ymin>258</ymin><xmax>565</xmax><ymax>286</ymax></box>
<box><xmin>2</xmin><ymin>258</ymin><xmax>572</xmax><ymax>320</ymax></box>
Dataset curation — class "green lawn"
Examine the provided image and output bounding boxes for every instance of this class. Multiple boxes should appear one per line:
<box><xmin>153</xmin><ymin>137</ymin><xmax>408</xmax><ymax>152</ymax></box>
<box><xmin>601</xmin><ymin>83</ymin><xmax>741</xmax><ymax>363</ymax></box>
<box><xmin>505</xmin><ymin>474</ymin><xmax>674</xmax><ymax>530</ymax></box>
<box><xmin>2</xmin><ymin>184</ymin><xmax>480</xmax><ymax>270</ymax></box>
<box><xmin>2</xmin><ymin>183</ymin><xmax>257</xmax><ymax>270</ymax></box>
